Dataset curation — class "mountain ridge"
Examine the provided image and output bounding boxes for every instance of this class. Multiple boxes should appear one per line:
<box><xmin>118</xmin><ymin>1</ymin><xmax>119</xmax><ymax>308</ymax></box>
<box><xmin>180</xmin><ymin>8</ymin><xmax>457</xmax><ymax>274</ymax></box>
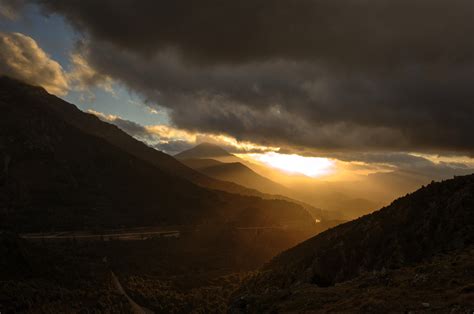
<box><xmin>175</xmin><ymin>142</ymin><xmax>239</xmax><ymax>161</ymax></box>
<box><xmin>25</xmin><ymin>84</ymin><xmax>325</xmax><ymax>219</ymax></box>
<box><xmin>181</xmin><ymin>158</ymin><xmax>292</xmax><ymax>197</ymax></box>
<box><xmin>0</xmin><ymin>76</ymin><xmax>315</xmax><ymax>232</ymax></box>
<box><xmin>176</xmin><ymin>144</ymin><xmax>329</xmax><ymax>219</ymax></box>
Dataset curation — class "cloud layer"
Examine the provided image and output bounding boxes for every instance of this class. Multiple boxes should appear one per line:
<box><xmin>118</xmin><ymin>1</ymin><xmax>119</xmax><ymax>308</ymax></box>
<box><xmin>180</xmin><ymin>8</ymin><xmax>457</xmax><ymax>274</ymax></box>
<box><xmin>0</xmin><ymin>31</ymin><xmax>69</xmax><ymax>95</ymax></box>
<box><xmin>33</xmin><ymin>0</ymin><xmax>474</xmax><ymax>66</ymax></box>
<box><xmin>87</xmin><ymin>109</ymin><xmax>474</xmax><ymax>183</ymax></box>
<box><xmin>15</xmin><ymin>1</ymin><xmax>474</xmax><ymax>155</ymax></box>
<box><xmin>0</xmin><ymin>0</ymin><xmax>24</xmax><ymax>20</ymax></box>
<box><xmin>87</xmin><ymin>110</ymin><xmax>277</xmax><ymax>156</ymax></box>
<box><xmin>0</xmin><ymin>31</ymin><xmax>113</xmax><ymax>98</ymax></box>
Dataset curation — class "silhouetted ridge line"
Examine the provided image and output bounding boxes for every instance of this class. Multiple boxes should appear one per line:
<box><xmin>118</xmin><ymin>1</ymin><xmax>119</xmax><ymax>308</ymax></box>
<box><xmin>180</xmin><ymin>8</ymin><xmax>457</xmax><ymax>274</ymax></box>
<box><xmin>0</xmin><ymin>76</ymin><xmax>314</xmax><ymax>232</ymax></box>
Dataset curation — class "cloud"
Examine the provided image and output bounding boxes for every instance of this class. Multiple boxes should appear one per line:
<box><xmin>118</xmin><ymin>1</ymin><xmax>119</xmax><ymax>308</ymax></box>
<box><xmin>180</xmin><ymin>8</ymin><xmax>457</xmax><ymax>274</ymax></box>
<box><xmin>31</xmin><ymin>0</ymin><xmax>474</xmax><ymax>67</ymax></box>
<box><xmin>21</xmin><ymin>1</ymin><xmax>474</xmax><ymax>155</ymax></box>
<box><xmin>68</xmin><ymin>52</ymin><xmax>114</xmax><ymax>95</ymax></box>
<box><xmin>75</xmin><ymin>43</ymin><xmax>474</xmax><ymax>155</ymax></box>
<box><xmin>0</xmin><ymin>0</ymin><xmax>24</xmax><ymax>20</ymax></box>
<box><xmin>338</xmin><ymin>152</ymin><xmax>474</xmax><ymax>179</ymax></box>
<box><xmin>87</xmin><ymin>109</ymin><xmax>154</xmax><ymax>141</ymax></box>
<box><xmin>87</xmin><ymin>109</ymin><xmax>278</xmax><ymax>155</ymax></box>
<box><xmin>0</xmin><ymin>31</ymin><xmax>69</xmax><ymax>95</ymax></box>
<box><xmin>87</xmin><ymin>109</ymin><xmax>474</xmax><ymax>185</ymax></box>
<box><xmin>0</xmin><ymin>31</ymin><xmax>112</xmax><ymax>98</ymax></box>
<box><xmin>86</xmin><ymin>109</ymin><xmax>119</xmax><ymax>122</ymax></box>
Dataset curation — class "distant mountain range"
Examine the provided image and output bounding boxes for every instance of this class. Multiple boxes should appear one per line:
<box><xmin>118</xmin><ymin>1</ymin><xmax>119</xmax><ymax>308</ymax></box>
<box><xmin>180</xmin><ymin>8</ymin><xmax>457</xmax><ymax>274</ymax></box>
<box><xmin>177</xmin><ymin>143</ymin><xmax>333</xmax><ymax>220</ymax></box>
<box><xmin>175</xmin><ymin>142</ymin><xmax>340</xmax><ymax>225</ymax></box>
<box><xmin>231</xmin><ymin>174</ymin><xmax>474</xmax><ymax>312</ymax></box>
<box><xmin>0</xmin><ymin>77</ymin><xmax>316</xmax><ymax>232</ymax></box>
<box><xmin>178</xmin><ymin>143</ymin><xmax>291</xmax><ymax>196</ymax></box>
<box><xmin>177</xmin><ymin>143</ymin><xmax>381</xmax><ymax>221</ymax></box>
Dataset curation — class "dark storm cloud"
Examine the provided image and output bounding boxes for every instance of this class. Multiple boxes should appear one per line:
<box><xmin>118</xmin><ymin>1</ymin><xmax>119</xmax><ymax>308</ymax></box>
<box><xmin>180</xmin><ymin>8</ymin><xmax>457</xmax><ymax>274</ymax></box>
<box><xmin>29</xmin><ymin>0</ymin><xmax>474</xmax><ymax>155</ymax></box>
<box><xmin>33</xmin><ymin>0</ymin><xmax>474</xmax><ymax>67</ymax></box>
<box><xmin>80</xmin><ymin>43</ymin><xmax>474</xmax><ymax>154</ymax></box>
<box><xmin>0</xmin><ymin>0</ymin><xmax>25</xmax><ymax>20</ymax></box>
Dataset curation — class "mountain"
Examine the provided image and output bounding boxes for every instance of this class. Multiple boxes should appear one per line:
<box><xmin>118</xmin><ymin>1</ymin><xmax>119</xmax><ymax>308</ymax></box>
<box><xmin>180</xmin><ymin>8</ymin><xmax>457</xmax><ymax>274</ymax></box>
<box><xmin>231</xmin><ymin>174</ymin><xmax>474</xmax><ymax>312</ymax></box>
<box><xmin>181</xmin><ymin>158</ymin><xmax>224</xmax><ymax>170</ymax></box>
<box><xmin>181</xmin><ymin>158</ymin><xmax>293</xmax><ymax>197</ymax></box>
<box><xmin>177</xmin><ymin>144</ymin><xmax>333</xmax><ymax>219</ymax></box>
<box><xmin>24</xmin><ymin>88</ymin><xmax>323</xmax><ymax>218</ymax></box>
<box><xmin>0</xmin><ymin>77</ymin><xmax>315</xmax><ymax>232</ymax></box>
<box><xmin>179</xmin><ymin>145</ymin><xmax>380</xmax><ymax>220</ymax></box>
<box><xmin>175</xmin><ymin>142</ymin><xmax>241</xmax><ymax>163</ymax></box>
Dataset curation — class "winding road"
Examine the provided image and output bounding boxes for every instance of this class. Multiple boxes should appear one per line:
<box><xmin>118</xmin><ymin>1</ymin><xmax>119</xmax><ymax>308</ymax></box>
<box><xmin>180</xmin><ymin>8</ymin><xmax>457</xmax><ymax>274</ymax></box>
<box><xmin>111</xmin><ymin>271</ymin><xmax>154</xmax><ymax>314</ymax></box>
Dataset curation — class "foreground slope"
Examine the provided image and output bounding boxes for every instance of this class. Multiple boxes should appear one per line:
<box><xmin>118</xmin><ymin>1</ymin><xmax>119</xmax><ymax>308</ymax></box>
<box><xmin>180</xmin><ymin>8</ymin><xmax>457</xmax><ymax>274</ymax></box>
<box><xmin>0</xmin><ymin>77</ymin><xmax>314</xmax><ymax>232</ymax></box>
<box><xmin>233</xmin><ymin>247</ymin><xmax>474</xmax><ymax>313</ymax></box>
<box><xmin>231</xmin><ymin>174</ymin><xmax>474</xmax><ymax>312</ymax></box>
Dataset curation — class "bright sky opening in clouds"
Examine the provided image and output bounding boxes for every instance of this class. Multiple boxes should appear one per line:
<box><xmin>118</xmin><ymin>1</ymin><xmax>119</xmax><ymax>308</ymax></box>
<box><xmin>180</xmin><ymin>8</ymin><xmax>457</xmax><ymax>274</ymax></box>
<box><xmin>248</xmin><ymin>152</ymin><xmax>335</xmax><ymax>178</ymax></box>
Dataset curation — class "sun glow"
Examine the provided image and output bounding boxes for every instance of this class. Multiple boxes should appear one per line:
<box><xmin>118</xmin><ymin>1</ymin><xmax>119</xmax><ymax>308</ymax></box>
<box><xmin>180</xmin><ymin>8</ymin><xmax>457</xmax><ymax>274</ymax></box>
<box><xmin>247</xmin><ymin>152</ymin><xmax>335</xmax><ymax>178</ymax></box>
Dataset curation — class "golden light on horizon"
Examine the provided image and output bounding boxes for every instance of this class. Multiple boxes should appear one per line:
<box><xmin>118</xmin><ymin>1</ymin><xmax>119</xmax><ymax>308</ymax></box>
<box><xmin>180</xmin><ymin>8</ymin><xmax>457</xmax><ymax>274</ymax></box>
<box><xmin>247</xmin><ymin>152</ymin><xmax>335</xmax><ymax>178</ymax></box>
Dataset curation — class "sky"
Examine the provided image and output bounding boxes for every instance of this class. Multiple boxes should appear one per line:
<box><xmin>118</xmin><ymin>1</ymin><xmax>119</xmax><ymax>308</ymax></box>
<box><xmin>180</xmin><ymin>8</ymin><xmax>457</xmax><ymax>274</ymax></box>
<box><xmin>1</xmin><ymin>0</ymin><xmax>474</xmax><ymax>204</ymax></box>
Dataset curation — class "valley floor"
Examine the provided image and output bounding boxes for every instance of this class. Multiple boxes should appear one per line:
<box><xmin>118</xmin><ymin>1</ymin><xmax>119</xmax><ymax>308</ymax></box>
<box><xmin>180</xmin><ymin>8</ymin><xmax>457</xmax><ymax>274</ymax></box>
<box><xmin>2</xmin><ymin>234</ymin><xmax>474</xmax><ymax>313</ymax></box>
<box><xmin>0</xmin><ymin>226</ymin><xmax>310</xmax><ymax>313</ymax></box>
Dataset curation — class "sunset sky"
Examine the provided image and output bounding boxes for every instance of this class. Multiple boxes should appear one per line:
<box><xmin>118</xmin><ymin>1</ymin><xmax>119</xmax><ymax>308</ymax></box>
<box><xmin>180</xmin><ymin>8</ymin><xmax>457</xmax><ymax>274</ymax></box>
<box><xmin>1</xmin><ymin>0</ymin><xmax>474</xmax><ymax>187</ymax></box>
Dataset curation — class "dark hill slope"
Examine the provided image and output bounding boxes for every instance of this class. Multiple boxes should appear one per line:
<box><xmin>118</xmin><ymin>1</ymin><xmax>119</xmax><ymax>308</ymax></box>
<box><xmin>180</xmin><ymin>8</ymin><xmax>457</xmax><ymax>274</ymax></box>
<box><xmin>23</xmin><ymin>85</ymin><xmax>250</xmax><ymax>195</ymax></box>
<box><xmin>9</xmin><ymin>79</ymin><xmax>318</xmax><ymax>215</ymax></box>
<box><xmin>232</xmin><ymin>174</ymin><xmax>474</xmax><ymax>310</ymax></box>
<box><xmin>0</xmin><ymin>80</ymin><xmax>215</xmax><ymax>230</ymax></box>
<box><xmin>181</xmin><ymin>158</ymin><xmax>223</xmax><ymax>170</ymax></box>
<box><xmin>175</xmin><ymin>142</ymin><xmax>241</xmax><ymax>163</ymax></box>
<box><xmin>0</xmin><ymin>77</ymin><xmax>314</xmax><ymax>232</ymax></box>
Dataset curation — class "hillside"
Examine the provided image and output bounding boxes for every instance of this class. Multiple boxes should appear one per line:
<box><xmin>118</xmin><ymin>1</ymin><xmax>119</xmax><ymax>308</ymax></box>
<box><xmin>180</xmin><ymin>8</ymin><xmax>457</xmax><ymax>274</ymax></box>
<box><xmin>231</xmin><ymin>174</ymin><xmax>474</xmax><ymax>312</ymax></box>
<box><xmin>22</xmin><ymin>84</ymin><xmax>270</xmax><ymax>199</ymax></box>
<box><xmin>177</xmin><ymin>145</ymin><xmax>330</xmax><ymax>220</ymax></box>
<box><xmin>232</xmin><ymin>247</ymin><xmax>474</xmax><ymax>313</ymax></box>
<box><xmin>181</xmin><ymin>158</ymin><xmax>224</xmax><ymax>170</ymax></box>
<box><xmin>12</xmin><ymin>82</ymin><xmax>326</xmax><ymax>221</ymax></box>
<box><xmin>0</xmin><ymin>77</ymin><xmax>315</xmax><ymax>232</ymax></box>
<box><xmin>175</xmin><ymin>142</ymin><xmax>241</xmax><ymax>163</ymax></box>
<box><xmin>181</xmin><ymin>158</ymin><xmax>293</xmax><ymax>197</ymax></box>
